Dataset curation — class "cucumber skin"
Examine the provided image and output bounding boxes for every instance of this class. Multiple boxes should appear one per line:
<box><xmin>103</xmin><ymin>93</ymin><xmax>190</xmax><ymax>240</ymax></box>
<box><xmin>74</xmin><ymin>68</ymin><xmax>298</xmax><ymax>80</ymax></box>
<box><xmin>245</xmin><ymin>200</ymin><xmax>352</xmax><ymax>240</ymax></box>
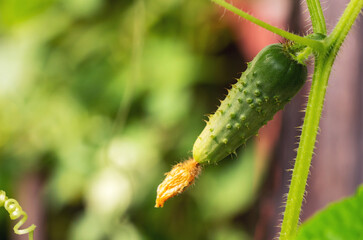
<box><xmin>193</xmin><ymin>44</ymin><xmax>307</xmax><ymax>164</ymax></box>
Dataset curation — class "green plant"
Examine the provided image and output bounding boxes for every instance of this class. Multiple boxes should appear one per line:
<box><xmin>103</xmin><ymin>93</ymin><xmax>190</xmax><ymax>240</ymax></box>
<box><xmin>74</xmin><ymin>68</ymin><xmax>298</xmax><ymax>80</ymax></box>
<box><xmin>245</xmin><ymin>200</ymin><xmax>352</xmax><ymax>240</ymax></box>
<box><xmin>156</xmin><ymin>0</ymin><xmax>363</xmax><ymax>239</ymax></box>
<box><xmin>296</xmin><ymin>185</ymin><xmax>363</xmax><ymax>239</ymax></box>
<box><xmin>193</xmin><ymin>43</ymin><xmax>307</xmax><ymax>165</ymax></box>
<box><xmin>0</xmin><ymin>190</ymin><xmax>36</xmax><ymax>240</ymax></box>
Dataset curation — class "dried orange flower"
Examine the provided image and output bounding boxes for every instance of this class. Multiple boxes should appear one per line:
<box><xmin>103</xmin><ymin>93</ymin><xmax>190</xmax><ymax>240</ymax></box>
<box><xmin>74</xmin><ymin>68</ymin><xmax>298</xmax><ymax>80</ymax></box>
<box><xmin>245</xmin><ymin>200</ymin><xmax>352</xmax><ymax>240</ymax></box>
<box><xmin>155</xmin><ymin>158</ymin><xmax>201</xmax><ymax>208</ymax></box>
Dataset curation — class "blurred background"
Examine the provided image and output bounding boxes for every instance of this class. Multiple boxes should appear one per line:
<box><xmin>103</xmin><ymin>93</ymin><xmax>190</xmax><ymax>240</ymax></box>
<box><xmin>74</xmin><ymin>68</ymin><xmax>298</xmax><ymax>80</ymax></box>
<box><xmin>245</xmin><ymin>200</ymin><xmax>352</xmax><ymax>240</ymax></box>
<box><xmin>0</xmin><ymin>0</ymin><xmax>362</xmax><ymax>239</ymax></box>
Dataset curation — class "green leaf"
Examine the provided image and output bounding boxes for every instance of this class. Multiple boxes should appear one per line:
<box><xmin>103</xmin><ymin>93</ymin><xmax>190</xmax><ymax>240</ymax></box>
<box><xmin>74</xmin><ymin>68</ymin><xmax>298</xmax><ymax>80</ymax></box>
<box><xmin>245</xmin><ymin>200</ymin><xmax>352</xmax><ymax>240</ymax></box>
<box><xmin>296</xmin><ymin>185</ymin><xmax>363</xmax><ymax>240</ymax></box>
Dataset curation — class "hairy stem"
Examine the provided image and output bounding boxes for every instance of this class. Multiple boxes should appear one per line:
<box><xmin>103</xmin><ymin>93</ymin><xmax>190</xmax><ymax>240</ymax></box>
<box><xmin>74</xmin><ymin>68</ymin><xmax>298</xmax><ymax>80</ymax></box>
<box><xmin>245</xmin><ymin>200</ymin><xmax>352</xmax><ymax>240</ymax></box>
<box><xmin>328</xmin><ymin>0</ymin><xmax>363</xmax><ymax>56</ymax></box>
<box><xmin>280</xmin><ymin>0</ymin><xmax>363</xmax><ymax>238</ymax></box>
<box><xmin>306</xmin><ymin>0</ymin><xmax>327</xmax><ymax>34</ymax></box>
<box><xmin>211</xmin><ymin>0</ymin><xmax>324</xmax><ymax>50</ymax></box>
<box><xmin>280</xmin><ymin>55</ymin><xmax>331</xmax><ymax>239</ymax></box>
<box><xmin>296</xmin><ymin>47</ymin><xmax>313</xmax><ymax>64</ymax></box>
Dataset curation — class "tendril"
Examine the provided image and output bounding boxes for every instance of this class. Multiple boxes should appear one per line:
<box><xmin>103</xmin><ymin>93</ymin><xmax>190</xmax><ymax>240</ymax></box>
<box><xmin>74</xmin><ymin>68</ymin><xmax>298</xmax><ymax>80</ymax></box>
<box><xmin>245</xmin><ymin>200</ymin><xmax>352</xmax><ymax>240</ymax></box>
<box><xmin>0</xmin><ymin>190</ymin><xmax>36</xmax><ymax>240</ymax></box>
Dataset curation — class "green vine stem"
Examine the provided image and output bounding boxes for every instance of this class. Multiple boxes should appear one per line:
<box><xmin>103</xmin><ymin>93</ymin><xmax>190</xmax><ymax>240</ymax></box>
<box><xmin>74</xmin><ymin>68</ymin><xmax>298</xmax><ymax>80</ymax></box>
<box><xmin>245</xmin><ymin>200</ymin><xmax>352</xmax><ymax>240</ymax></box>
<box><xmin>280</xmin><ymin>54</ymin><xmax>330</xmax><ymax>240</ymax></box>
<box><xmin>327</xmin><ymin>0</ymin><xmax>363</xmax><ymax>55</ymax></box>
<box><xmin>296</xmin><ymin>47</ymin><xmax>313</xmax><ymax>64</ymax></box>
<box><xmin>280</xmin><ymin>0</ymin><xmax>363</xmax><ymax>238</ymax></box>
<box><xmin>306</xmin><ymin>0</ymin><xmax>327</xmax><ymax>34</ymax></box>
<box><xmin>211</xmin><ymin>0</ymin><xmax>324</xmax><ymax>50</ymax></box>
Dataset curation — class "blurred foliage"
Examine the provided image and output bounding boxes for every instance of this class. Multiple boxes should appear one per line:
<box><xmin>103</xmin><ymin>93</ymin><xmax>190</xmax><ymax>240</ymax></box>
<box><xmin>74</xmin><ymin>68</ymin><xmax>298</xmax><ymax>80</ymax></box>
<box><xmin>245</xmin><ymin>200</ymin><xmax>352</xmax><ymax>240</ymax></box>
<box><xmin>0</xmin><ymin>0</ymin><xmax>266</xmax><ymax>239</ymax></box>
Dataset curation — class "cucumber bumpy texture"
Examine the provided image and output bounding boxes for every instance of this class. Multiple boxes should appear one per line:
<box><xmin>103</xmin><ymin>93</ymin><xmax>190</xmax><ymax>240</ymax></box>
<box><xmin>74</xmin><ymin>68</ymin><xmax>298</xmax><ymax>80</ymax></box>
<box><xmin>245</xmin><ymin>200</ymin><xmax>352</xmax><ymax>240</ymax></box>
<box><xmin>193</xmin><ymin>43</ymin><xmax>307</xmax><ymax>164</ymax></box>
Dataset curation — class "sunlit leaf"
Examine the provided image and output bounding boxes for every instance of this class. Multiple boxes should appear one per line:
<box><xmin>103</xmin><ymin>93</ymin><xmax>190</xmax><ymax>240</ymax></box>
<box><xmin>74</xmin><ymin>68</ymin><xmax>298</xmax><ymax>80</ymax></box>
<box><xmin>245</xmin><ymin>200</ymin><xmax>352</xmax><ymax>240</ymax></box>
<box><xmin>296</xmin><ymin>185</ymin><xmax>363</xmax><ymax>240</ymax></box>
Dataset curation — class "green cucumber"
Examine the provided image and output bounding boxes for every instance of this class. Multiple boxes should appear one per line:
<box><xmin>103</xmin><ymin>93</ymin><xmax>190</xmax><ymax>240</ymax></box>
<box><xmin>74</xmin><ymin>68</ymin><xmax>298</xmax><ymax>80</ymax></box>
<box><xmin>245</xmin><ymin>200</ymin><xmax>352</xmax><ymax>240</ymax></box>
<box><xmin>193</xmin><ymin>43</ymin><xmax>307</xmax><ymax>164</ymax></box>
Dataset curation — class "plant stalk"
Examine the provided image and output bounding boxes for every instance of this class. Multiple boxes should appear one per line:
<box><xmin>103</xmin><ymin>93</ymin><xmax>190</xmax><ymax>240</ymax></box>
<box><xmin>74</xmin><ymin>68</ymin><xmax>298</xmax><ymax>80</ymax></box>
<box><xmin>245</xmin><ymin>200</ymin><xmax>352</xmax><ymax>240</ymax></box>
<box><xmin>306</xmin><ymin>0</ymin><xmax>327</xmax><ymax>34</ymax></box>
<box><xmin>211</xmin><ymin>0</ymin><xmax>324</xmax><ymax>50</ymax></box>
<box><xmin>280</xmin><ymin>0</ymin><xmax>363</xmax><ymax>238</ymax></box>
<box><xmin>280</xmin><ymin>55</ymin><xmax>332</xmax><ymax>239</ymax></box>
<box><xmin>328</xmin><ymin>0</ymin><xmax>363</xmax><ymax>56</ymax></box>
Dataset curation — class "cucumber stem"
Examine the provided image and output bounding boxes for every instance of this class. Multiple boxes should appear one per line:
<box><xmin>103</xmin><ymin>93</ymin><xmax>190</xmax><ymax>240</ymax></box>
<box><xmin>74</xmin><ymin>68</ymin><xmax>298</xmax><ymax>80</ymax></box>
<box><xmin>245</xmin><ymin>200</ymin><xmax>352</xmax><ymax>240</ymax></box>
<box><xmin>296</xmin><ymin>47</ymin><xmax>313</xmax><ymax>64</ymax></box>
<box><xmin>211</xmin><ymin>0</ymin><xmax>324</xmax><ymax>50</ymax></box>
<box><xmin>280</xmin><ymin>54</ymin><xmax>332</xmax><ymax>239</ymax></box>
<box><xmin>280</xmin><ymin>0</ymin><xmax>363</xmax><ymax>238</ymax></box>
<box><xmin>306</xmin><ymin>0</ymin><xmax>327</xmax><ymax>34</ymax></box>
<box><xmin>327</xmin><ymin>0</ymin><xmax>363</xmax><ymax>57</ymax></box>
